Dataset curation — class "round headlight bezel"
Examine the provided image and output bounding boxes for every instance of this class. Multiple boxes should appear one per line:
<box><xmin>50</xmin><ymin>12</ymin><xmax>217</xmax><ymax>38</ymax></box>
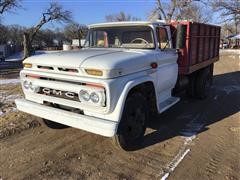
<box><xmin>23</xmin><ymin>80</ymin><xmax>39</xmax><ymax>92</ymax></box>
<box><xmin>78</xmin><ymin>87</ymin><xmax>105</xmax><ymax>106</ymax></box>
<box><xmin>90</xmin><ymin>92</ymin><xmax>100</xmax><ymax>103</ymax></box>
<box><xmin>23</xmin><ymin>80</ymin><xmax>29</xmax><ymax>89</ymax></box>
<box><xmin>29</xmin><ymin>82</ymin><xmax>34</xmax><ymax>90</ymax></box>
<box><xmin>79</xmin><ymin>90</ymin><xmax>90</xmax><ymax>102</ymax></box>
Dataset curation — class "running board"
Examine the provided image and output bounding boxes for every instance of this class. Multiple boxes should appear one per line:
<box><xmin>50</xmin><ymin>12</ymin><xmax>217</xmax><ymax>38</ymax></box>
<box><xmin>159</xmin><ymin>97</ymin><xmax>180</xmax><ymax>113</ymax></box>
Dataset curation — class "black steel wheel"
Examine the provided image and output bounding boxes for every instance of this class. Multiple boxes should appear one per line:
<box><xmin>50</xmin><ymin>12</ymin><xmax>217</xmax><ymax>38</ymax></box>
<box><xmin>113</xmin><ymin>93</ymin><xmax>148</xmax><ymax>151</ymax></box>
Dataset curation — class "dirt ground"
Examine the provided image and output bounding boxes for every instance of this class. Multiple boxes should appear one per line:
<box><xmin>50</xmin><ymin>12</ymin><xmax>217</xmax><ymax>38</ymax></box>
<box><xmin>0</xmin><ymin>51</ymin><xmax>239</xmax><ymax>180</ymax></box>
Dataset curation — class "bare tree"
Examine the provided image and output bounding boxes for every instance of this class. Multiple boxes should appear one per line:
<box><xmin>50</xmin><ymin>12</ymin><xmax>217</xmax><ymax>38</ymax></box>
<box><xmin>0</xmin><ymin>24</ymin><xmax>8</xmax><ymax>43</ymax></box>
<box><xmin>64</xmin><ymin>22</ymin><xmax>88</xmax><ymax>48</ymax></box>
<box><xmin>0</xmin><ymin>0</ymin><xmax>20</xmax><ymax>15</ymax></box>
<box><xmin>7</xmin><ymin>24</ymin><xmax>25</xmax><ymax>45</ymax></box>
<box><xmin>149</xmin><ymin>0</ymin><xmax>183</xmax><ymax>22</ymax></box>
<box><xmin>23</xmin><ymin>2</ymin><xmax>72</xmax><ymax>59</ymax></box>
<box><xmin>0</xmin><ymin>24</ymin><xmax>25</xmax><ymax>46</ymax></box>
<box><xmin>149</xmin><ymin>0</ymin><xmax>207</xmax><ymax>22</ymax></box>
<box><xmin>176</xmin><ymin>2</ymin><xmax>210</xmax><ymax>23</ymax></box>
<box><xmin>105</xmin><ymin>11</ymin><xmax>141</xmax><ymax>22</ymax></box>
<box><xmin>221</xmin><ymin>23</ymin><xmax>236</xmax><ymax>39</ymax></box>
<box><xmin>211</xmin><ymin>0</ymin><xmax>240</xmax><ymax>33</ymax></box>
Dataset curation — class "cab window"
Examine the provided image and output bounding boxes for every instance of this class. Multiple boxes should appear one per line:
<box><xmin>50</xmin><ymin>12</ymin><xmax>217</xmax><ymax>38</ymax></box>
<box><xmin>86</xmin><ymin>26</ymin><xmax>155</xmax><ymax>49</ymax></box>
<box><xmin>91</xmin><ymin>31</ymin><xmax>108</xmax><ymax>47</ymax></box>
<box><xmin>156</xmin><ymin>27</ymin><xmax>170</xmax><ymax>49</ymax></box>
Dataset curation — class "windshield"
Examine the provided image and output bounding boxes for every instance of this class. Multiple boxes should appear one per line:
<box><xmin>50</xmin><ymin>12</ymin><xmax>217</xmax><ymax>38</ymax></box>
<box><xmin>84</xmin><ymin>26</ymin><xmax>155</xmax><ymax>49</ymax></box>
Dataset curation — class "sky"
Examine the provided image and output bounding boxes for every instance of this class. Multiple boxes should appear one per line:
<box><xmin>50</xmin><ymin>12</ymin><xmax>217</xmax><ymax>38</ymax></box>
<box><xmin>1</xmin><ymin>0</ymin><xmax>158</xmax><ymax>28</ymax></box>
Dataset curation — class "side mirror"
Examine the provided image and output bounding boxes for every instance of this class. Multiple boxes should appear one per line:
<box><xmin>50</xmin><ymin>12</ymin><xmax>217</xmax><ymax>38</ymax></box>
<box><xmin>176</xmin><ymin>24</ymin><xmax>187</xmax><ymax>49</ymax></box>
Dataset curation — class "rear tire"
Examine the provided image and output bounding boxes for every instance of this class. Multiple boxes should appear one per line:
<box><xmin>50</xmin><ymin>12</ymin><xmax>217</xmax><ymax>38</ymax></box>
<box><xmin>112</xmin><ymin>93</ymin><xmax>148</xmax><ymax>151</ymax></box>
<box><xmin>186</xmin><ymin>73</ymin><xmax>197</xmax><ymax>97</ymax></box>
<box><xmin>41</xmin><ymin>119</ymin><xmax>69</xmax><ymax>129</ymax></box>
<box><xmin>186</xmin><ymin>65</ymin><xmax>213</xmax><ymax>99</ymax></box>
<box><xmin>195</xmin><ymin>65</ymin><xmax>213</xmax><ymax>99</ymax></box>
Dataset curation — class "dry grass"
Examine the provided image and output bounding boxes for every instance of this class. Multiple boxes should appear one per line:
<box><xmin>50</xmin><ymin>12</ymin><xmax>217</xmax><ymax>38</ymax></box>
<box><xmin>0</xmin><ymin>84</ymin><xmax>23</xmax><ymax>95</ymax></box>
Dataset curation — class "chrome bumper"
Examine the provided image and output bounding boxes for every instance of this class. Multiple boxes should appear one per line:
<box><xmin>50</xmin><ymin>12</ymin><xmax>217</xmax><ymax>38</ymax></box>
<box><xmin>15</xmin><ymin>99</ymin><xmax>117</xmax><ymax>137</ymax></box>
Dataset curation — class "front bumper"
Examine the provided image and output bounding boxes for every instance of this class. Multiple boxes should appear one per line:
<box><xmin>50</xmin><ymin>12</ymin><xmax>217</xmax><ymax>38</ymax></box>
<box><xmin>15</xmin><ymin>99</ymin><xmax>117</xmax><ymax>137</ymax></box>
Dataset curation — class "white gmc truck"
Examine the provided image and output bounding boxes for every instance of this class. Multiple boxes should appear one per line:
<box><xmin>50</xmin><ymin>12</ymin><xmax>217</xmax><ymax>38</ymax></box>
<box><xmin>15</xmin><ymin>21</ymin><xmax>220</xmax><ymax>150</ymax></box>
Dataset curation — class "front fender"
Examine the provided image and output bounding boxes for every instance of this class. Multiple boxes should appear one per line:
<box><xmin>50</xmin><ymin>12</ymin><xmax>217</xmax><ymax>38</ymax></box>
<box><xmin>111</xmin><ymin>75</ymin><xmax>156</xmax><ymax>123</ymax></box>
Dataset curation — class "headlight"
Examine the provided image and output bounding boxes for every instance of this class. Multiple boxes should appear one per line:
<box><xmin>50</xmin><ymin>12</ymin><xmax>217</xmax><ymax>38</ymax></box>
<box><xmin>23</xmin><ymin>80</ymin><xmax>29</xmax><ymax>89</ymax></box>
<box><xmin>79</xmin><ymin>90</ymin><xmax>90</xmax><ymax>101</ymax></box>
<box><xmin>22</xmin><ymin>80</ymin><xmax>39</xmax><ymax>93</ymax></box>
<box><xmin>29</xmin><ymin>82</ymin><xmax>34</xmax><ymax>90</ymax></box>
<box><xmin>90</xmin><ymin>92</ymin><xmax>99</xmax><ymax>103</ymax></box>
<box><xmin>78</xmin><ymin>88</ymin><xmax>105</xmax><ymax>106</ymax></box>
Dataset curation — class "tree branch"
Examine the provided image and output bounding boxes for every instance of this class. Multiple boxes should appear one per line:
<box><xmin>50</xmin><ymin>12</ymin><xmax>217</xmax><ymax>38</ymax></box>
<box><xmin>0</xmin><ymin>0</ymin><xmax>20</xmax><ymax>14</ymax></box>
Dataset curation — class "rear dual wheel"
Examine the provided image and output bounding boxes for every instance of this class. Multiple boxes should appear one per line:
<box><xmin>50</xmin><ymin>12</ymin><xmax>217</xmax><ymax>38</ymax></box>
<box><xmin>195</xmin><ymin>65</ymin><xmax>213</xmax><ymax>99</ymax></box>
<box><xmin>187</xmin><ymin>64</ymin><xmax>213</xmax><ymax>99</ymax></box>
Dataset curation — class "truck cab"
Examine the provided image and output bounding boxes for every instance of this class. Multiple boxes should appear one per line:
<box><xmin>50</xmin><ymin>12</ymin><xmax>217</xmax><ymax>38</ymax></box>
<box><xmin>15</xmin><ymin>21</ymin><xmax>220</xmax><ymax>150</ymax></box>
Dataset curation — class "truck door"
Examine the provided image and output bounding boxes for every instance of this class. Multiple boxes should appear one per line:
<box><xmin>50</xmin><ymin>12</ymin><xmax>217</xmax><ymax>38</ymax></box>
<box><xmin>155</xmin><ymin>26</ymin><xmax>178</xmax><ymax>101</ymax></box>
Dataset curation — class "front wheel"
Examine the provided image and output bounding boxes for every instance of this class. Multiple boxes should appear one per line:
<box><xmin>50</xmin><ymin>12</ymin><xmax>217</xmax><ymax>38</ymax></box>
<box><xmin>113</xmin><ymin>93</ymin><xmax>148</xmax><ymax>151</ymax></box>
<box><xmin>41</xmin><ymin>119</ymin><xmax>69</xmax><ymax>129</ymax></box>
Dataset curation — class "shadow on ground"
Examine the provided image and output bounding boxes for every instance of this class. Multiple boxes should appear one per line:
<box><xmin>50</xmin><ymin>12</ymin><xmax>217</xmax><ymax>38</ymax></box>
<box><xmin>130</xmin><ymin>71</ymin><xmax>240</xmax><ymax>151</ymax></box>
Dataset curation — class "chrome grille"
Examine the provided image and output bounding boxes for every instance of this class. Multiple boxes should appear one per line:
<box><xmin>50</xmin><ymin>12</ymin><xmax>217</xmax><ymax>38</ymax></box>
<box><xmin>38</xmin><ymin>87</ymin><xmax>79</xmax><ymax>102</ymax></box>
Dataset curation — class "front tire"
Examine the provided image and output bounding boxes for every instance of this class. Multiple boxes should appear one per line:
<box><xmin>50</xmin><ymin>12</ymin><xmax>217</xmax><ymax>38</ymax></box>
<box><xmin>41</xmin><ymin>119</ymin><xmax>69</xmax><ymax>129</ymax></box>
<box><xmin>113</xmin><ymin>93</ymin><xmax>148</xmax><ymax>151</ymax></box>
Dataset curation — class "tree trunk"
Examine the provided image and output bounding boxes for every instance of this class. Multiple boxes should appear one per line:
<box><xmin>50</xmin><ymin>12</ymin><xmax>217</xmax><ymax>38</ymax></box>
<box><xmin>79</xmin><ymin>38</ymin><xmax>82</xmax><ymax>48</ymax></box>
<box><xmin>23</xmin><ymin>33</ymin><xmax>32</xmax><ymax>59</ymax></box>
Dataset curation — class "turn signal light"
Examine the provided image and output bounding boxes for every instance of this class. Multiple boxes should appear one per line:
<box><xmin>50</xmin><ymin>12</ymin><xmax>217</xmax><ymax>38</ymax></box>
<box><xmin>23</xmin><ymin>63</ymin><xmax>32</xmax><ymax>68</ymax></box>
<box><xmin>85</xmin><ymin>69</ymin><xmax>103</xmax><ymax>76</ymax></box>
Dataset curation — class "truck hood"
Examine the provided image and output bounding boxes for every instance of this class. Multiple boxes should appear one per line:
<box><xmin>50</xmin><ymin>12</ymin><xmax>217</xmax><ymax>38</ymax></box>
<box><xmin>24</xmin><ymin>48</ymin><xmax>155</xmax><ymax>78</ymax></box>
